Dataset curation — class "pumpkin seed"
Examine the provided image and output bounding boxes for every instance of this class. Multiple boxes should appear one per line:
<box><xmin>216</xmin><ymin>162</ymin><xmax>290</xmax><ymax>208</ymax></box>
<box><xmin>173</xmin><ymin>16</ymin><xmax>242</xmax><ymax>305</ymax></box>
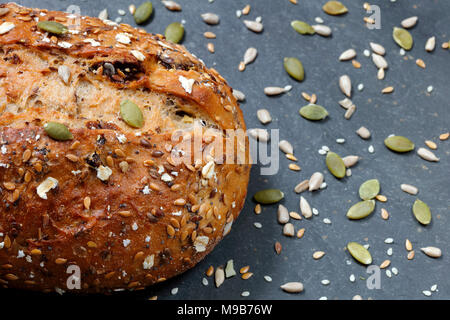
<box><xmin>134</xmin><ymin>2</ymin><xmax>153</xmax><ymax>24</ymax></box>
<box><xmin>284</xmin><ymin>57</ymin><xmax>304</xmax><ymax>81</ymax></box>
<box><xmin>44</xmin><ymin>122</ymin><xmax>73</xmax><ymax>141</ymax></box>
<box><xmin>347</xmin><ymin>200</ymin><xmax>376</xmax><ymax>220</ymax></box>
<box><xmin>412</xmin><ymin>199</ymin><xmax>431</xmax><ymax>225</ymax></box>
<box><xmin>299</xmin><ymin>104</ymin><xmax>328</xmax><ymax>121</ymax></box>
<box><xmin>165</xmin><ymin>22</ymin><xmax>184</xmax><ymax>43</ymax></box>
<box><xmin>326</xmin><ymin>152</ymin><xmax>346</xmax><ymax>178</ymax></box>
<box><xmin>120</xmin><ymin>99</ymin><xmax>144</xmax><ymax>128</ymax></box>
<box><xmin>37</xmin><ymin>21</ymin><xmax>67</xmax><ymax>34</ymax></box>
<box><xmin>347</xmin><ymin>242</ymin><xmax>372</xmax><ymax>265</ymax></box>
<box><xmin>291</xmin><ymin>20</ymin><xmax>315</xmax><ymax>35</ymax></box>
<box><xmin>254</xmin><ymin>189</ymin><xmax>284</xmax><ymax>204</ymax></box>
<box><xmin>323</xmin><ymin>1</ymin><xmax>348</xmax><ymax>15</ymax></box>
<box><xmin>393</xmin><ymin>27</ymin><xmax>413</xmax><ymax>50</ymax></box>
<box><xmin>384</xmin><ymin>135</ymin><xmax>415</xmax><ymax>153</ymax></box>
<box><xmin>359</xmin><ymin>179</ymin><xmax>380</xmax><ymax>200</ymax></box>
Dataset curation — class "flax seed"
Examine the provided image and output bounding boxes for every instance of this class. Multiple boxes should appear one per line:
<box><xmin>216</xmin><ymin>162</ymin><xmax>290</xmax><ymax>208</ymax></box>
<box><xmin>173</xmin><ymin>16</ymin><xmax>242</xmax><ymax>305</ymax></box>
<box><xmin>3</xmin><ymin>182</ymin><xmax>15</xmax><ymax>191</ymax></box>
<box><xmin>313</xmin><ymin>251</ymin><xmax>325</xmax><ymax>260</ymax></box>
<box><xmin>381</xmin><ymin>86</ymin><xmax>394</xmax><ymax>94</ymax></box>
<box><xmin>238</xmin><ymin>61</ymin><xmax>246</xmax><ymax>72</ymax></box>
<box><xmin>301</xmin><ymin>92</ymin><xmax>311</xmax><ymax>101</ymax></box>
<box><xmin>167</xmin><ymin>225</ymin><xmax>176</xmax><ymax>237</ymax></box>
<box><xmin>407</xmin><ymin>250</ymin><xmax>415</xmax><ymax>260</ymax></box>
<box><xmin>352</xmin><ymin>60</ymin><xmax>361</xmax><ymax>68</ymax></box>
<box><xmin>297</xmin><ymin>228</ymin><xmax>305</xmax><ymax>238</ymax></box>
<box><xmin>416</xmin><ymin>59</ymin><xmax>426</xmax><ymax>68</ymax></box>
<box><xmin>83</xmin><ymin>196</ymin><xmax>91</xmax><ymax>210</ymax></box>
<box><xmin>22</xmin><ymin>149</ymin><xmax>31</xmax><ymax>162</ymax></box>
<box><xmin>405</xmin><ymin>239</ymin><xmax>413</xmax><ymax>251</ymax></box>
<box><xmin>55</xmin><ymin>258</ymin><xmax>67</xmax><ymax>264</ymax></box>
<box><xmin>206</xmin><ymin>265</ymin><xmax>214</xmax><ymax>277</ymax></box>
<box><xmin>204</xmin><ymin>31</ymin><xmax>216</xmax><ymax>39</ymax></box>
<box><xmin>66</xmin><ymin>154</ymin><xmax>79</xmax><ymax>162</ymax></box>
<box><xmin>240</xmin><ymin>266</ymin><xmax>250</xmax><ymax>274</ymax></box>
<box><xmin>275</xmin><ymin>241</ymin><xmax>282</xmax><ymax>254</ymax></box>
<box><xmin>242</xmin><ymin>272</ymin><xmax>253</xmax><ymax>280</ymax></box>
<box><xmin>254</xmin><ymin>204</ymin><xmax>262</xmax><ymax>214</ymax></box>
<box><xmin>439</xmin><ymin>132</ymin><xmax>449</xmax><ymax>141</ymax></box>
<box><xmin>30</xmin><ymin>249</ymin><xmax>42</xmax><ymax>255</ymax></box>
<box><xmin>376</xmin><ymin>195</ymin><xmax>387</xmax><ymax>202</ymax></box>
<box><xmin>288</xmin><ymin>163</ymin><xmax>301</xmax><ymax>171</ymax></box>
<box><xmin>381</xmin><ymin>208</ymin><xmax>389</xmax><ymax>220</ymax></box>
<box><xmin>425</xmin><ymin>140</ymin><xmax>437</xmax><ymax>150</ymax></box>
<box><xmin>207</xmin><ymin>42</ymin><xmax>215</xmax><ymax>53</ymax></box>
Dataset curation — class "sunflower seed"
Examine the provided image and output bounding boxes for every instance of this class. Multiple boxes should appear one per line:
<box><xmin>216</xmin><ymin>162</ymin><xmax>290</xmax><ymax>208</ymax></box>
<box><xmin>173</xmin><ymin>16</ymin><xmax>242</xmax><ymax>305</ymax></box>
<box><xmin>342</xmin><ymin>155</ymin><xmax>359</xmax><ymax>168</ymax></box>
<box><xmin>347</xmin><ymin>200</ymin><xmax>376</xmax><ymax>220</ymax></box>
<box><xmin>291</xmin><ymin>20</ymin><xmax>315</xmax><ymax>35</ymax></box>
<box><xmin>277</xmin><ymin>204</ymin><xmax>290</xmax><ymax>224</ymax></box>
<box><xmin>283</xmin><ymin>223</ymin><xmax>295</xmax><ymax>237</ymax></box>
<box><xmin>299</xmin><ymin>104</ymin><xmax>329</xmax><ymax>121</ymax></box>
<box><xmin>309</xmin><ymin>172</ymin><xmax>324</xmax><ymax>191</ymax></box>
<box><xmin>347</xmin><ymin>242</ymin><xmax>372</xmax><ymax>265</ymax></box>
<box><xmin>284</xmin><ymin>57</ymin><xmax>304</xmax><ymax>81</ymax></box>
<box><xmin>300</xmin><ymin>196</ymin><xmax>312</xmax><ymax>218</ymax></box>
<box><xmin>323</xmin><ymin>1</ymin><xmax>348</xmax><ymax>15</ymax></box>
<box><xmin>425</xmin><ymin>36</ymin><xmax>436</xmax><ymax>52</ymax></box>
<box><xmin>356</xmin><ymin>126</ymin><xmax>371</xmax><ymax>139</ymax></box>
<box><xmin>243</xmin><ymin>20</ymin><xmax>263</xmax><ymax>32</ymax></box>
<box><xmin>417</xmin><ymin>148</ymin><xmax>439</xmax><ymax>162</ymax></box>
<box><xmin>294</xmin><ymin>180</ymin><xmax>309</xmax><ymax>193</ymax></box>
<box><xmin>165</xmin><ymin>22</ymin><xmax>184</xmax><ymax>44</ymax></box>
<box><xmin>401</xmin><ymin>184</ymin><xmax>418</xmax><ymax>195</ymax></box>
<box><xmin>384</xmin><ymin>136</ymin><xmax>415</xmax><ymax>153</ymax></box>
<box><xmin>312</xmin><ymin>24</ymin><xmax>332</xmax><ymax>37</ymax></box>
<box><xmin>58</xmin><ymin>65</ymin><xmax>71</xmax><ymax>85</ymax></box>
<box><xmin>401</xmin><ymin>16</ymin><xmax>418</xmax><ymax>29</ymax></box>
<box><xmin>254</xmin><ymin>189</ymin><xmax>284</xmax><ymax>204</ymax></box>
<box><xmin>264</xmin><ymin>86</ymin><xmax>288</xmax><ymax>96</ymax></box>
<box><xmin>44</xmin><ymin>122</ymin><xmax>73</xmax><ymax>141</ymax></box>
<box><xmin>37</xmin><ymin>21</ymin><xmax>67</xmax><ymax>34</ymax></box>
<box><xmin>233</xmin><ymin>89</ymin><xmax>246</xmax><ymax>101</ymax></box>
<box><xmin>326</xmin><ymin>152</ymin><xmax>346</xmax><ymax>178</ymax></box>
<box><xmin>339</xmin><ymin>75</ymin><xmax>352</xmax><ymax>97</ymax></box>
<box><xmin>280</xmin><ymin>282</ymin><xmax>304</xmax><ymax>293</ymax></box>
<box><xmin>359</xmin><ymin>179</ymin><xmax>380</xmax><ymax>200</ymax></box>
<box><xmin>279</xmin><ymin>140</ymin><xmax>294</xmax><ymax>154</ymax></box>
<box><xmin>98</xmin><ymin>8</ymin><xmax>108</xmax><ymax>20</ymax></box>
<box><xmin>338</xmin><ymin>98</ymin><xmax>353</xmax><ymax>109</ymax></box>
<box><xmin>393</xmin><ymin>27</ymin><xmax>413</xmax><ymax>50</ymax></box>
<box><xmin>134</xmin><ymin>2</ymin><xmax>153</xmax><ymax>24</ymax></box>
<box><xmin>344</xmin><ymin>104</ymin><xmax>356</xmax><ymax>119</ymax></box>
<box><xmin>243</xmin><ymin>47</ymin><xmax>258</xmax><ymax>65</ymax></box>
<box><xmin>369</xmin><ymin>42</ymin><xmax>386</xmax><ymax>55</ymax></box>
<box><xmin>215</xmin><ymin>266</ymin><xmax>225</xmax><ymax>287</ymax></box>
<box><xmin>339</xmin><ymin>48</ymin><xmax>357</xmax><ymax>61</ymax></box>
<box><xmin>120</xmin><ymin>100</ymin><xmax>144</xmax><ymax>128</ymax></box>
<box><xmin>377</xmin><ymin>68</ymin><xmax>385</xmax><ymax>80</ymax></box>
<box><xmin>201</xmin><ymin>13</ymin><xmax>220</xmax><ymax>25</ymax></box>
<box><xmin>162</xmin><ymin>0</ymin><xmax>181</xmax><ymax>11</ymax></box>
<box><xmin>248</xmin><ymin>128</ymin><xmax>269</xmax><ymax>142</ymax></box>
<box><xmin>372</xmin><ymin>53</ymin><xmax>388</xmax><ymax>69</ymax></box>
<box><xmin>257</xmin><ymin>109</ymin><xmax>272</xmax><ymax>124</ymax></box>
<box><xmin>412</xmin><ymin>199</ymin><xmax>432</xmax><ymax>225</ymax></box>
<box><xmin>421</xmin><ymin>246</ymin><xmax>441</xmax><ymax>258</ymax></box>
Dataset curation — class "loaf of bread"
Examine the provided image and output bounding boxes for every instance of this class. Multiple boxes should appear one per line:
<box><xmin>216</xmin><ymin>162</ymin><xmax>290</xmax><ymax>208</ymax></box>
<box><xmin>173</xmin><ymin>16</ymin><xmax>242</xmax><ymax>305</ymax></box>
<box><xmin>0</xmin><ymin>3</ymin><xmax>250</xmax><ymax>293</ymax></box>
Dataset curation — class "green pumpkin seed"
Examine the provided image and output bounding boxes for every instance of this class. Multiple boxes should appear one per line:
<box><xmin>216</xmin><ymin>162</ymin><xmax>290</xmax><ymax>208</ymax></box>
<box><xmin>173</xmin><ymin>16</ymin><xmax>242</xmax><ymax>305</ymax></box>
<box><xmin>384</xmin><ymin>135</ymin><xmax>415</xmax><ymax>153</ymax></box>
<box><xmin>165</xmin><ymin>22</ymin><xmax>184</xmax><ymax>44</ymax></box>
<box><xmin>283</xmin><ymin>57</ymin><xmax>304</xmax><ymax>81</ymax></box>
<box><xmin>393</xmin><ymin>27</ymin><xmax>413</xmax><ymax>50</ymax></box>
<box><xmin>37</xmin><ymin>21</ymin><xmax>67</xmax><ymax>35</ymax></box>
<box><xmin>326</xmin><ymin>152</ymin><xmax>346</xmax><ymax>178</ymax></box>
<box><xmin>347</xmin><ymin>242</ymin><xmax>372</xmax><ymax>265</ymax></box>
<box><xmin>359</xmin><ymin>179</ymin><xmax>380</xmax><ymax>200</ymax></box>
<box><xmin>412</xmin><ymin>199</ymin><xmax>431</xmax><ymax>225</ymax></box>
<box><xmin>323</xmin><ymin>1</ymin><xmax>348</xmax><ymax>16</ymax></box>
<box><xmin>291</xmin><ymin>20</ymin><xmax>315</xmax><ymax>35</ymax></box>
<box><xmin>347</xmin><ymin>200</ymin><xmax>376</xmax><ymax>220</ymax></box>
<box><xmin>120</xmin><ymin>99</ymin><xmax>144</xmax><ymax>128</ymax></box>
<box><xmin>254</xmin><ymin>189</ymin><xmax>284</xmax><ymax>204</ymax></box>
<box><xmin>134</xmin><ymin>2</ymin><xmax>153</xmax><ymax>24</ymax></box>
<box><xmin>299</xmin><ymin>104</ymin><xmax>328</xmax><ymax>121</ymax></box>
<box><xmin>44</xmin><ymin>122</ymin><xmax>73</xmax><ymax>141</ymax></box>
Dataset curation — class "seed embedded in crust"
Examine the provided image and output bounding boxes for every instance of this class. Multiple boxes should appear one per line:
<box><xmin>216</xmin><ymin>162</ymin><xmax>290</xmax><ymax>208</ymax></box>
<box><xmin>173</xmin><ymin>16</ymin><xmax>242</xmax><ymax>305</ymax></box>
<box><xmin>83</xmin><ymin>196</ymin><xmax>91</xmax><ymax>210</ymax></box>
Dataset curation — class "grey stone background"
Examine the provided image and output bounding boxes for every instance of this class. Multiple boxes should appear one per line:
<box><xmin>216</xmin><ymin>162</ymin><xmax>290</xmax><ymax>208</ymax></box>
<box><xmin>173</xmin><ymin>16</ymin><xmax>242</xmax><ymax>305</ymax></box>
<box><xmin>7</xmin><ymin>0</ymin><xmax>450</xmax><ymax>300</ymax></box>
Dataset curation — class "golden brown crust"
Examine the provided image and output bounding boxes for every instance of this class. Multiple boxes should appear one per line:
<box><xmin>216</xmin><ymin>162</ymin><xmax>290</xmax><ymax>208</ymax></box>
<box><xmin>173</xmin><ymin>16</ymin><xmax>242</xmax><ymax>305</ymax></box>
<box><xmin>0</xmin><ymin>3</ymin><xmax>250</xmax><ymax>293</ymax></box>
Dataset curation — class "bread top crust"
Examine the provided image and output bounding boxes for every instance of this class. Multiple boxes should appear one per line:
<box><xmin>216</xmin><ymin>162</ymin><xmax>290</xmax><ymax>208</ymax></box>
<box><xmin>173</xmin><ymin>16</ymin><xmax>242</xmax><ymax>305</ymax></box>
<box><xmin>0</xmin><ymin>3</ymin><xmax>250</xmax><ymax>292</ymax></box>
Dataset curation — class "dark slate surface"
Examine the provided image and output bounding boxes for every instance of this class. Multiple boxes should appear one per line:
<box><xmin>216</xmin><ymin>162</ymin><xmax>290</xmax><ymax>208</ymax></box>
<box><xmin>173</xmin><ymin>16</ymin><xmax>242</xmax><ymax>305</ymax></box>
<box><xmin>4</xmin><ymin>0</ymin><xmax>450</xmax><ymax>300</ymax></box>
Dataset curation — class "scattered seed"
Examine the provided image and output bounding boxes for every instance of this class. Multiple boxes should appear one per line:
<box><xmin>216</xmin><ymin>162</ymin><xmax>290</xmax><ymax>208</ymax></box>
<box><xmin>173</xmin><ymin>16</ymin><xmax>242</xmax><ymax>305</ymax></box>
<box><xmin>300</xmin><ymin>196</ymin><xmax>312</xmax><ymax>218</ymax></box>
<box><xmin>381</xmin><ymin>208</ymin><xmax>390</xmax><ymax>220</ymax></box>
<box><xmin>281</xmin><ymin>282</ymin><xmax>304</xmax><ymax>293</ymax></box>
<box><xmin>254</xmin><ymin>222</ymin><xmax>262</xmax><ymax>229</ymax></box>
<box><xmin>339</xmin><ymin>75</ymin><xmax>352</xmax><ymax>97</ymax></box>
<box><xmin>254</xmin><ymin>189</ymin><xmax>284</xmax><ymax>204</ymax></box>
<box><xmin>417</xmin><ymin>148</ymin><xmax>439</xmax><ymax>162</ymax></box>
<box><xmin>308</xmin><ymin>173</ymin><xmax>324</xmax><ymax>192</ymax></box>
<box><xmin>207</xmin><ymin>42</ymin><xmax>215</xmax><ymax>53</ymax></box>
<box><xmin>344</xmin><ymin>104</ymin><xmax>356</xmax><ymax>119</ymax></box>
<box><xmin>312</xmin><ymin>24</ymin><xmax>332</xmax><ymax>37</ymax></box>
<box><xmin>225</xmin><ymin>260</ymin><xmax>236</xmax><ymax>278</ymax></box>
<box><xmin>380</xmin><ymin>260</ymin><xmax>391</xmax><ymax>269</ymax></box>
<box><xmin>401</xmin><ymin>184</ymin><xmax>418</xmax><ymax>195</ymax></box>
<box><xmin>277</xmin><ymin>204</ymin><xmax>290</xmax><ymax>224</ymax></box>
<box><xmin>343</xmin><ymin>155</ymin><xmax>359</xmax><ymax>168</ymax></box>
<box><xmin>289</xmin><ymin>211</ymin><xmax>302</xmax><ymax>220</ymax></box>
<box><xmin>165</xmin><ymin>22</ymin><xmax>184</xmax><ymax>43</ymax></box>
<box><xmin>264</xmin><ymin>275</ymin><xmax>273</xmax><ymax>282</ymax></box>
<box><xmin>243</xmin><ymin>20</ymin><xmax>263</xmax><ymax>33</ymax></box>
<box><xmin>299</xmin><ymin>104</ymin><xmax>329</xmax><ymax>121</ymax></box>
<box><xmin>352</xmin><ymin>60</ymin><xmax>361</xmax><ymax>68</ymax></box>
<box><xmin>425</xmin><ymin>36</ymin><xmax>436</xmax><ymax>52</ymax></box>
<box><xmin>284</xmin><ymin>57</ymin><xmax>305</xmax><ymax>81</ymax></box>
<box><xmin>377</xmin><ymin>68</ymin><xmax>385</xmax><ymax>80</ymax></box>
<box><xmin>401</xmin><ymin>16</ymin><xmax>418</xmax><ymax>29</ymax></box>
<box><xmin>412</xmin><ymin>199</ymin><xmax>432</xmax><ymax>225</ymax></box>
<box><xmin>206</xmin><ymin>265</ymin><xmax>214</xmax><ymax>277</ymax></box>
<box><xmin>295</xmin><ymin>180</ymin><xmax>310</xmax><ymax>193</ymax></box>
<box><xmin>134</xmin><ymin>2</ymin><xmax>153</xmax><ymax>25</ymax></box>
<box><xmin>289</xmin><ymin>164</ymin><xmax>301</xmax><ymax>171</ymax></box>
<box><xmin>215</xmin><ymin>266</ymin><xmax>225</xmax><ymax>287</ymax></box>
<box><xmin>421</xmin><ymin>246</ymin><xmax>441</xmax><ymax>258</ymax></box>
<box><xmin>347</xmin><ymin>242</ymin><xmax>372</xmax><ymax>265</ymax></box>
<box><xmin>384</xmin><ymin>135</ymin><xmax>415</xmax><ymax>153</ymax></box>
<box><xmin>283</xmin><ymin>223</ymin><xmax>295</xmax><ymax>237</ymax></box>
<box><xmin>286</xmin><ymin>154</ymin><xmax>298</xmax><ymax>161</ymax></box>
<box><xmin>323</xmin><ymin>1</ymin><xmax>348</xmax><ymax>15</ymax></box>
<box><xmin>424</xmin><ymin>140</ymin><xmax>437</xmax><ymax>150</ymax></box>
<box><xmin>291</xmin><ymin>20</ymin><xmax>315</xmax><ymax>35</ymax></box>
<box><xmin>275</xmin><ymin>241</ymin><xmax>282</xmax><ymax>254</ymax></box>
<box><xmin>393</xmin><ymin>27</ymin><xmax>413</xmax><ymax>50</ymax></box>
<box><xmin>279</xmin><ymin>140</ymin><xmax>294</xmax><ymax>154</ymax></box>
<box><xmin>408</xmin><ymin>250</ymin><xmax>415</xmax><ymax>260</ymax></box>
<box><xmin>359</xmin><ymin>179</ymin><xmax>380</xmax><ymax>200</ymax></box>
<box><xmin>339</xmin><ymin>48</ymin><xmax>357</xmax><ymax>61</ymax></box>
<box><xmin>297</xmin><ymin>228</ymin><xmax>305</xmax><ymax>239</ymax></box>
<box><xmin>201</xmin><ymin>12</ymin><xmax>220</xmax><ymax>25</ymax></box>
<box><xmin>372</xmin><ymin>53</ymin><xmax>388</xmax><ymax>69</ymax></box>
<box><xmin>405</xmin><ymin>239</ymin><xmax>413</xmax><ymax>251</ymax></box>
<box><xmin>347</xmin><ymin>200</ymin><xmax>376</xmax><ymax>220</ymax></box>
<box><xmin>242</xmin><ymin>4</ymin><xmax>251</xmax><ymax>15</ymax></box>
<box><xmin>264</xmin><ymin>86</ymin><xmax>289</xmax><ymax>96</ymax></box>
<box><xmin>339</xmin><ymin>98</ymin><xmax>353</xmax><ymax>110</ymax></box>
<box><xmin>204</xmin><ymin>31</ymin><xmax>216</xmax><ymax>39</ymax></box>
<box><xmin>256</xmin><ymin>109</ymin><xmax>272</xmax><ymax>125</ymax></box>
<box><xmin>233</xmin><ymin>89</ymin><xmax>245</xmax><ymax>101</ymax></box>
<box><xmin>254</xmin><ymin>204</ymin><xmax>261</xmax><ymax>214</ymax></box>
<box><xmin>162</xmin><ymin>0</ymin><xmax>181</xmax><ymax>11</ymax></box>
<box><xmin>416</xmin><ymin>59</ymin><xmax>426</xmax><ymax>69</ymax></box>
<box><xmin>313</xmin><ymin>251</ymin><xmax>325</xmax><ymax>260</ymax></box>
<box><xmin>370</xmin><ymin>42</ymin><xmax>386</xmax><ymax>55</ymax></box>
<box><xmin>326</xmin><ymin>152</ymin><xmax>346</xmax><ymax>178</ymax></box>
<box><xmin>248</xmin><ymin>128</ymin><xmax>269</xmax><ymax>142</ymax></box>
<box><xmin>243</xmin><ymin>47</ymin><xmax>258</xmax><ymax>65</ymax></box>
<box><xmin>439</xmin><ymin>132</ymin><xmax>449</xmax><ymax>141</ymax></box>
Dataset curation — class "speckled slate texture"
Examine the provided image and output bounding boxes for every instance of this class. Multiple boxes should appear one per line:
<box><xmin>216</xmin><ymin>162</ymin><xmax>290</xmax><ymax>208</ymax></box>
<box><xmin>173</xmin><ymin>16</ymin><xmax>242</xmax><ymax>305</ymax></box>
<box><xmin>4</xmin><ymin>0</ymin><xmax>450</xmax><ymax>300</ymax></box>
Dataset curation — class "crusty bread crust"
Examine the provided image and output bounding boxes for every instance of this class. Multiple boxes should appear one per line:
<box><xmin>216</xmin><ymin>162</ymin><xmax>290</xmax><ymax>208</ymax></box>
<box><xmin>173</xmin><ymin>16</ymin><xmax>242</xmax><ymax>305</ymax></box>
<box><xmin>0</xmin><ymin>3</ymin><xmax>250</xmax><ymax>293</ymax></box>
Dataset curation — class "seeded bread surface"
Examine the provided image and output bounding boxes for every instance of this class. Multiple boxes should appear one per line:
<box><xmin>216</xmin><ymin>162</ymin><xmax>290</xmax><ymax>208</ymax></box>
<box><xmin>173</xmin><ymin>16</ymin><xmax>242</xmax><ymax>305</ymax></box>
<box><xmin>0</xmin><ymin>3</ymin><xmax>250</xmax><ymax>293</ymax></box>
